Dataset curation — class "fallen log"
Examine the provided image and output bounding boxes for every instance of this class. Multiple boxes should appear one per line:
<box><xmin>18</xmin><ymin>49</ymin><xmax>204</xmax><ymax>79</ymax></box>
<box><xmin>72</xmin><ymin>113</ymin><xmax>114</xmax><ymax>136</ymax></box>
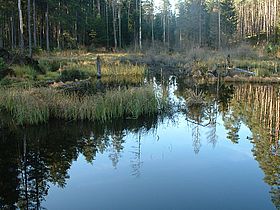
<box><xmin>228</xmin><ymin>67</ymin><xmax>256</xmax><ymax>77</ymax></box>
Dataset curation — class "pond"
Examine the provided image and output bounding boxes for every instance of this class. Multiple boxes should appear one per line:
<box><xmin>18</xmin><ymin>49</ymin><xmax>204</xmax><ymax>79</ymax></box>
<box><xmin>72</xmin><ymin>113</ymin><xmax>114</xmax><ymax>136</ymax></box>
<box><xmin>0</xmin><ymin>76</ymin><xmax>279</xmax><ymax>210</ymax></box>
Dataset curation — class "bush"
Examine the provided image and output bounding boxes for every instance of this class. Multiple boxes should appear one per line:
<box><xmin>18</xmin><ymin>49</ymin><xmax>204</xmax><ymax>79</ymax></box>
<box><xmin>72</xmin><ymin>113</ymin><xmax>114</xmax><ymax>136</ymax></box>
<box><xmin>59</xmin><ymin>69</ymin><xmax>89</xmax><ymax>82</ymax></box>
<box><xmin>231</xmin><ymin>43</ymin><xmax>259</xmax><ymax>59</ymax></box>
<box><xmin>39</xmin><ymin>60</ymin><xmax>67</xmax><ymax>72</ymax></box>
<box><xmin>13</xmin><ymin>65</ymin><xmax>38</xmax><ymax>80</ymax></box>
<box><xmin>0</xmin><ymin>77</ymin><xmax>18</xmax><ymax>86</ymax></box>
<box><xmin>0</xmin><ymin>58</ymin><xmax>6</xmax><ymax>79</ymax></box>
<box><xmin>47</xmin><ymin>60</ymin><xmax>66</xmax><ymax>72</ymax></box>
<box><xmin>266</xmin><ymin>43</ymin><xmax>280</xmax><ymax>57</ymax></box>
<box><xmin>255</xmin><ymin>68</ymin><xmax>272</xmax><ymax>77</ymax></box>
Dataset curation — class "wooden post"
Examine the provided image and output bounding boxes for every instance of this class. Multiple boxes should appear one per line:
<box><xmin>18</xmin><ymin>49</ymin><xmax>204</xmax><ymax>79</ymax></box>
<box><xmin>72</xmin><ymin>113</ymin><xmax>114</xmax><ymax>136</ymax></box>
<box><xmin>226</xmin><ymin>54</ymin><xmax>231</xmax><ymax>67</ymax></box>
<box><xmin>97</xmin><ymin>55</ymin><xmax>101</xmax><ymax>79</ymax></box>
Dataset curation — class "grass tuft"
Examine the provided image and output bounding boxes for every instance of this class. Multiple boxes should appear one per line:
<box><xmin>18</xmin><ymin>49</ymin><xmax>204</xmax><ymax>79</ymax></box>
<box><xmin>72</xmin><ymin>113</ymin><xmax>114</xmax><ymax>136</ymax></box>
<box><xmin>0</xmin><ymin>85</ymin><xmax>162</xmax><ymax>125</ymax></box>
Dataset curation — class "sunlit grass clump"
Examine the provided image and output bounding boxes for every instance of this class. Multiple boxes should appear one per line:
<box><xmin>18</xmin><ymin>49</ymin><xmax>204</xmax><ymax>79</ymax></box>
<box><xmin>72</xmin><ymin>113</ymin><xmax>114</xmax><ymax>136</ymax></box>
<box><xmin>0</xmin><ymin>85</ymin><xmax>159</xmax><ymax>125</ymax></box>
<box><xmin>62</xmin><ymin>61</ymin><xmax>146</xmax><ymax>77</ymax></box>
<box><xmin>37</xmin><ymin>53</ymin><xmax>145</xmax><ymax>79</ymax></box>
<box><xmin>0</xmin><ymin>88</ymin><xmax>49</xmax><ymax>124</ymax></box>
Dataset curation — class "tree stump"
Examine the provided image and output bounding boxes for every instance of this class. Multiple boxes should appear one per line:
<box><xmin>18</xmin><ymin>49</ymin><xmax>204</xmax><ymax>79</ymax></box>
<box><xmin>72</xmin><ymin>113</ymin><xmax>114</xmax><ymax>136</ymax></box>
<box><xmin>97</xmin><ymin>55</ymin><xmax>101</xmax><ymax>79</ymax></box>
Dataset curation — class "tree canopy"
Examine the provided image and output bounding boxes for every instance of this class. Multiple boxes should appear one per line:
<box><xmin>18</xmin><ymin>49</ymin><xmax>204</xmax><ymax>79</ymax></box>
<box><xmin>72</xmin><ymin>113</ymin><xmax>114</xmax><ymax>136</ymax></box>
<box><xmin>0</xmin><ymin>0</ymin><xmax>279</xmax><ymax>53</ymax></box>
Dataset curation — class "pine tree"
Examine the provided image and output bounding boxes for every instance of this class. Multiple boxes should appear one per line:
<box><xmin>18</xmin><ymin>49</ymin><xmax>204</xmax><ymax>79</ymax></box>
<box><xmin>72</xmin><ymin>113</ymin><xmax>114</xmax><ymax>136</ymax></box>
<box><xmin>220</xmin><ymin>0</ymin><xmax>237</xmax><ymax>44</ymax></box>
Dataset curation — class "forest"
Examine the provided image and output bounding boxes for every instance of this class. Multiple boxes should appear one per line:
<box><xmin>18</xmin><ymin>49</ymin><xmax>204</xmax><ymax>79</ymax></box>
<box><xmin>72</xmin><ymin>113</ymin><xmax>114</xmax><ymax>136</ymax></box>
<box><xmin>0</xmin><ymin>0</ymin><xmax>279</xmax><ymax>54</ymax></box>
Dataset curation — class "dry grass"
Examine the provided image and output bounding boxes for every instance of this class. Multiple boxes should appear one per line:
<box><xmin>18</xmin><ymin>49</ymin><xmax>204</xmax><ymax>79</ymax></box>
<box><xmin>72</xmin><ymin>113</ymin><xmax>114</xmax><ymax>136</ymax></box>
<box><xmin>222</xmin><ymin>76</ymin><xmax>280</xmax><ymax>83</ymax></box>
<box><xmin>61</xmin><ymin>60</ymin><xmax>146</xmax><ymax>77</ymax></box>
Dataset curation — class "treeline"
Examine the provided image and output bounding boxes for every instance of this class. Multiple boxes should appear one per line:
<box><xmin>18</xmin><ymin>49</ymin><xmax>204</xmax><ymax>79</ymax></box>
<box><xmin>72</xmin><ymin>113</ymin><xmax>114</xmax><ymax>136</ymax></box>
<box><xmin>0</xmin><ymin>0</ymin><xmax>279</xmax><ymax>54</ymax></box>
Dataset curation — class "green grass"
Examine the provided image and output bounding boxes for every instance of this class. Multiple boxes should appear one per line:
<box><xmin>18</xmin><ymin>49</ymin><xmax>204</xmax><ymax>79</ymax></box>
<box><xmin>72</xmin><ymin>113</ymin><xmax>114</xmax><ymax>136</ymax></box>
<box><xmin>0</xmin><ymin>85</ymin><xmax>162</xmax><ymax>125</ymax></box>
<box><xmin>37</xmin><ymin>71</ymin><xmax>60</xmax><ymax>81</ymax></box>
<box><xmin>0</xmin><ymin>88</ymin><xmax>49</xmax><ymax>124</ymax></box>
<box><xmin>12</xmin><ymin>65</ymin><xmax>38</xmax><ymax>80</ymax></box>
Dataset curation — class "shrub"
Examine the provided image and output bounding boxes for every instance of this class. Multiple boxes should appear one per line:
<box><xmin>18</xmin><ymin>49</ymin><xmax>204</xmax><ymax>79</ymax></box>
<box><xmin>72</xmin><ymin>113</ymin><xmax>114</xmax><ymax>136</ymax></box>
<box><xmin>0</xmin><ymin>58</ymin><xmax>7</xmax><ymax>79</ymax></box>
<box><xmin>12</xmin><ymin>65</ymin><xmax>38</xmax><ymax>80</ymax></box>
<box><xmin>255</xmin><ymin>68</ymin><xmax>272</xmax><ymax>77</ymax></box>
<box><xmin>48</xmin><ymin>60</ymin><xmax>67</xmax><ymax>72</ymax></box>
<box><xmin>231</xmin><ymin>43</ymin><xmax>259</xmax><ymax>59</ymax></box>
<box><xmin>266</xmin><ymin>43</ymin><xmax>280</xmax><ymax>57</ymax></box>
<box><xmin>59</xmin><ymin>69</ymin><xmax>89</xmax><ymax>82</ymax></box>
<box><xmin>0</xmin><ymin>77</ymin><xmax>20</xmax><ymax>86</ymax></box>
<box><xmin>39</xmin><ymin>60</ymin><xmax>67</xmax><ymax>72</ymax></box>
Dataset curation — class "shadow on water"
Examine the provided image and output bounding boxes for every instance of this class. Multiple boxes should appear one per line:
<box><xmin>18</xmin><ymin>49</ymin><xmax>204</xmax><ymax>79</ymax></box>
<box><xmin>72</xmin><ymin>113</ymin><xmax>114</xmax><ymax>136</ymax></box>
<box><xmin>1</xmin><ymin>76</ymin><xmax>280</xmax><ymax>209</ymax></box>
<box><xmin>0</xmin><ymin>115</ymin><xmax>160</xmax><ymax>209</ymax></box>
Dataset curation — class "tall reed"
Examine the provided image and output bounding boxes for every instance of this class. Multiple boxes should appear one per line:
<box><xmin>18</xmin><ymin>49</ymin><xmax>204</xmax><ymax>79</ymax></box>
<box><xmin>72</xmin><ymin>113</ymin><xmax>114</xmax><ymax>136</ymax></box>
<box><xmin>0</xmin><ymin>88</ymin><xmax>49</xmax><ymax>124</ymax></box>
<box><xmin>0</xmin><ymin>85</ymin><xmax>160</xmax><ymax>125</ymax></box>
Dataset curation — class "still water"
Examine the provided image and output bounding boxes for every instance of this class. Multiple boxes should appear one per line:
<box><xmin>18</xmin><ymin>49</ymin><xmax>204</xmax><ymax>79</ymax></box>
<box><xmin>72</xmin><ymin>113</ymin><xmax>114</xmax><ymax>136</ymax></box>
<box><xmin>0</xmin><ymin>77</ymin><xmax>279</xmax><ymax>210</ymax></box>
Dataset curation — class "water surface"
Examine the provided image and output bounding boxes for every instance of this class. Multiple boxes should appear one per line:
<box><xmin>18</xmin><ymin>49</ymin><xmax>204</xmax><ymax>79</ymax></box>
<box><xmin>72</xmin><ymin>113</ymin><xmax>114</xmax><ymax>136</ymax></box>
<box><xmin>0</xmin><ymin>78</ymin><xmax>279</xmax><ymax>210</ymax></box>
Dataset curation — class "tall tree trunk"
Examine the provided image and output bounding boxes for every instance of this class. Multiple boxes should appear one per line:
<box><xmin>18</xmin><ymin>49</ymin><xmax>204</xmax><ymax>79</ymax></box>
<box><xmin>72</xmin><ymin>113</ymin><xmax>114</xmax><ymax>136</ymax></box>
<box><xmin>0</xmin><ymin>26</ymin><xmax>3</xmax><ymax>48</ymax></box>
<box><xmin>274</xmin><ymin>0</ymin><xmax>277</xmax><ymax>42</ymax></box>
<box><xmin>46</xmin><ymin>3</ymin><xmax>50</xmax><ymax>51</ymax></box>
<box><xmin>151</xmin><ymin>13</ymin><xmax>154</xmax><ymax>48</ymax></box>
<box><xmin>57</xmin><ymin>1</ymin><xmax>61</xmax><ymax>49</ymax></box>
<box><xmin>163</xmin><ymin>14</ymin><xmax>166</xmax><ymax>46</ymax></box>
<box><xmin>40</xmin><ymin>16</ymin><xmax>43</xmax><ymax>48</ymax></box>
<box><xmin>28</xmin><ymin>0</ymin><xmax>32</xmax><ymax>57</ymax></box>
<box><xmin>10</xmin><ymin>16</ymin><xmax>15</xmax><ymax>48</ymax></box>
<box><xmin>97</xmin><ymin>0</ymin><xmax>101</xmax><ymax>16</ymax></box>
<box><xmin>112</xmin><ymin>0</ymin><xmax>117</xmax><ymax>49</ymax></box>
<box><xmin>199</xmin><ymin>0</ymin><xmax>202</xmax><ymax>47</ymax></box>
<box><xmin>18</xmin><ymin>0</ymin><xmax>24</xmax><ymax>52</ymax></box>
<box><xmin>179</xmin><ymin>29</ymin><xmax>182</xmax><ymax>49</ymax></box>
<box><xmin>134</xmin><ymin>0</ymin><xmax>138</xmax><ymax>51</ymax></box>
<box><xmin>33</xmin><ymin>0</ymin><xmax>37</xmax><ymax>48</ymax></box>
<box><xmin>218</xmin><ymin>0</ymin><xmax>221</xmax><ymax>49</ymax></box>
<box><xmin>57</xmin><ymin>24</ymin><xmax>61</xmax><ymax>49</ymax></box>
<box><xmin>118</xmin><ymin>3</ymin><xmax>122</xmax><ymax>48</ymax></box>
<box><xmin>139</xmin><ymin>0</ymin><xmax>142</xmax><ymax>50</ymax></box>
<box><xmin>265</xmin><ymin>0</ymin><xmax>269</xmax><ymax>42</ymax></box>
<box><xmin>0</xmin><ymin>13</ymin><xmax>3</xmax><ymax>48</ymax></box>
<box><xmin>167</xmin><ymin>14</ymin><xmax>170</xmax><ymax>48</ymax></box>
<box><xmin>106</xmin><ymin>0</ymin><xmax>109</xmax><ymax>48</ymax></box>
<box><xmin>75</xmin><ymin>11</ymin><xmax>78</xmax><ymax>46</ymax></box>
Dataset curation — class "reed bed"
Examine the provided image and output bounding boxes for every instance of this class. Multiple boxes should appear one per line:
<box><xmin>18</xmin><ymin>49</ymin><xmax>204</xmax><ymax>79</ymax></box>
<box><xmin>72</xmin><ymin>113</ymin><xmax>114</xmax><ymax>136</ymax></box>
<box><xmin>0</xmin><ymin>85</ymin><xmax>160</xmax><ymax>125</ymax></box>
<box><xmin>0</xmin><ymin>88</ymin><xmax>49</xmax><ymax>124</ymax></box>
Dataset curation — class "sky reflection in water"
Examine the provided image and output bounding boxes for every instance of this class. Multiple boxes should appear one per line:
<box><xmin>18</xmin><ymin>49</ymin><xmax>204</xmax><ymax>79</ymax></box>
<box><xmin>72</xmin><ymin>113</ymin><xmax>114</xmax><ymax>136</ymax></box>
<box><xmin>0</xmin><ymin>79</ymin><xmax>279</xmax><ymax>210</ymax></box>
<box><xmin>45</xmin><ymin>115</ymin><xmax>273</xmax><ymax>210</ymax></box>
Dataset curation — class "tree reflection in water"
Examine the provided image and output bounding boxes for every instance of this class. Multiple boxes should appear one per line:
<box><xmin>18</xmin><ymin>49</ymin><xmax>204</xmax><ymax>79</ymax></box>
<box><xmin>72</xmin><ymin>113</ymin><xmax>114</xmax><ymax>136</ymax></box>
<box><xmin>176</xmin><ymin>79</ymin><xmax>280</xmax><ymax>209</ymax></box>
<box><xmin>1</xmin><ymin>79</ymin><xmax>280</xmax><ymax>209</ymax></box>
<box><xmin>0</xmin><ymin>116</ymin><xmax>158</xmax><ymax>209</ymax></box>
